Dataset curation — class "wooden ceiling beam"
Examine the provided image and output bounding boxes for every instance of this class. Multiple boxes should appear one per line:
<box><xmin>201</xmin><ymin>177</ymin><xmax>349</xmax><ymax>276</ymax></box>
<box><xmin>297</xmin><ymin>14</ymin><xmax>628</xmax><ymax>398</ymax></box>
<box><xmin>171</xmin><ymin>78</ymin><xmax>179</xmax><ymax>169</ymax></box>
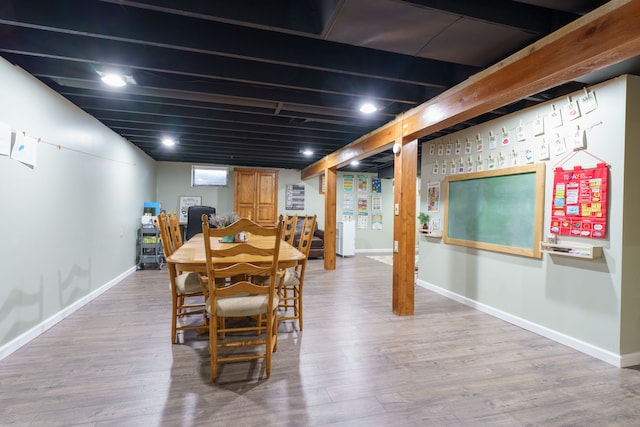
<box><xmin>301</xmin><ymin>120</ymin><xmax>401</xmax><ymax>178</ymax></box>
<box><xmin>301</xmin><ymin>0</ymin><xmax>640</xmax><ymax>180</ymax></box>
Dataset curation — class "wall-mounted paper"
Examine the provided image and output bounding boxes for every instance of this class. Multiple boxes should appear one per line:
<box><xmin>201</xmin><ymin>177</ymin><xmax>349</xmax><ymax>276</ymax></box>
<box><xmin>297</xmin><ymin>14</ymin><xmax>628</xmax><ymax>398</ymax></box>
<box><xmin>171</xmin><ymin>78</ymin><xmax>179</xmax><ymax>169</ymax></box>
<box><xmin>11</xmin><ymin>133</ymin><xmax>38</xmax><ymax>167</ymax></box>
<box><xmin>357</xmin><ymin>194</ymin><xmax>368</xmax><ymax>212</ymax></box>
<box><xmin>372</xmin><ymin>213</ymin><xmax>383</xmax><ymax>230</ymax></box>
<box><xmin>357</xmin><ymin>175</ymin><xmax>368</xmax><ymax>192</ymax></box>
<box><xmin>357</xmin><ymin>212</ymin><xmax>368</xmax><ymax>229</ymax></box>
<box><xmin>427</xmin><ymin>181</ymin><xmax>440</xmax><ymax>212</ymax></box>
<box><xmin>343</xmin><ymin>175</ymin><xmax>354</xmax><ymax>191</ymax></box>
<box><xmin>372</xmin><ymin>195</ymin><xmax>382</xmax><ymax>211</ymax></box>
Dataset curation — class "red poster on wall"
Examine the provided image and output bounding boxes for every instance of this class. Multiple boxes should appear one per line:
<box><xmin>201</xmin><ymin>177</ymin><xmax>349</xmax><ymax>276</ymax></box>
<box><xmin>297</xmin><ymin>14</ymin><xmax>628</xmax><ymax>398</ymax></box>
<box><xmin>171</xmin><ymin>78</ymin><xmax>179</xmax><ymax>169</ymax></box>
<box><xmin>550</xmin><ymin>163</ymin><xmax>608</xmax><ymax>238</ymax></box>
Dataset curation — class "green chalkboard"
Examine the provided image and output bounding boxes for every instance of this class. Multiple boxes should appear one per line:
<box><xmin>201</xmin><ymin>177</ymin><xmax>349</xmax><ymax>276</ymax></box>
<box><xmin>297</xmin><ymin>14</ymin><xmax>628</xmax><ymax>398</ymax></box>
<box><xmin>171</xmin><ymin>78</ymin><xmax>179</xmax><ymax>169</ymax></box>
<box><xmin>444</xmin><ymin>164</ymin><xmax>545</xmax><ymax>258</ymax></box>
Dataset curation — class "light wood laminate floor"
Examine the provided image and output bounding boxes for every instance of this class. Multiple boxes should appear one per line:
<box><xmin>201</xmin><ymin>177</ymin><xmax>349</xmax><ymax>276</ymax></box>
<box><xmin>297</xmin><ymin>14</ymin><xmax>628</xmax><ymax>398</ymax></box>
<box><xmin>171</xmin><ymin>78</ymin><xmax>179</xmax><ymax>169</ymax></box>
<box><xmin>2</xmin><ymin>255</ymin><xmax>640</xmax><ymax>426</ymax></box>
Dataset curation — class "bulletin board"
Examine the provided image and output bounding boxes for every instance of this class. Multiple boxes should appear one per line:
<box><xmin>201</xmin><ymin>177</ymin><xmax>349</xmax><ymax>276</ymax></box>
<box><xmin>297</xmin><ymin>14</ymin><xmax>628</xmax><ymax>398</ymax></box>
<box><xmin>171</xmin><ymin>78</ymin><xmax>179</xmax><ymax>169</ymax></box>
<box><xmin>444</xmin><ymin>163</ymin><xmax>545</xmax><ymax>258</ymax></box>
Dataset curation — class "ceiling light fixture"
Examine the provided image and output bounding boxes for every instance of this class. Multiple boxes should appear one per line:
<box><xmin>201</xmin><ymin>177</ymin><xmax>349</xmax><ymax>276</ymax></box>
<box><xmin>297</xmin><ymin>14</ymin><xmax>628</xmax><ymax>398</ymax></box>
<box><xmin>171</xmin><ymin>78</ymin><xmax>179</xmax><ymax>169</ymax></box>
<box><xmin>302</xmin><ymin>149</ymin><xmax>314</xmax><ymax>156</ymax></box>
<box><xmin>350</xmin><ymin>160</ymin><xmax>360</xmax><ymax>166</ymax></box>
<box><xmin>100</xmin><ymin>73</ymin><xmax>127</xmax><ymax>87</ymax></box>
<box><xmin>162</xmin><ymin>138</ymin><xmax>176</xmax><ymax>147</ymax></box>
<box><xmin>359</xmin><ymin>102</ymin><xmax>377</xmax><ymax>114</ymax></box>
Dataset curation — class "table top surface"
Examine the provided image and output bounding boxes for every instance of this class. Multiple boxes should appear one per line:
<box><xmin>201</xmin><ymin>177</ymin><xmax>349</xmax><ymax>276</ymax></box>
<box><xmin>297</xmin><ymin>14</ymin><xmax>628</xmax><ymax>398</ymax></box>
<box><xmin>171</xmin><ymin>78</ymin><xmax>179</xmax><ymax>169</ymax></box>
<box><xmin>166</xmin><ymin>233</ymin><xmax>304</xmax><ymax>268</ymax></box>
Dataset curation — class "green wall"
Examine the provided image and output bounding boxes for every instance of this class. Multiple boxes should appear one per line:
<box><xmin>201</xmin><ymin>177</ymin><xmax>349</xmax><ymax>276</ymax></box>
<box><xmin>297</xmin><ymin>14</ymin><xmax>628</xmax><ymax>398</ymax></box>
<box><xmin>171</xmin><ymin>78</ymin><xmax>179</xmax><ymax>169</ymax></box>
<box><xmin>620</xmin><ymin>76</ymin><xmax>640</xmax><ymax>355</ymax></box>
<box><xmin>418</xmin><ymin>76</ymin><xmax>639</xmax><ymax>366</ymax></box>
<box><xmin>0</xmin><ymin>57</ymin><xmax>156</xmax><ymax>357</ymax></box>
<box><xmin>335</xmin><ymin>172</ymin><xmax>395</xmax><ymax>252</ymax></box>
<box><xmin>155</xmin><ymin>164</ymin><xmax>396</xmax><ymax>252</ymax></box>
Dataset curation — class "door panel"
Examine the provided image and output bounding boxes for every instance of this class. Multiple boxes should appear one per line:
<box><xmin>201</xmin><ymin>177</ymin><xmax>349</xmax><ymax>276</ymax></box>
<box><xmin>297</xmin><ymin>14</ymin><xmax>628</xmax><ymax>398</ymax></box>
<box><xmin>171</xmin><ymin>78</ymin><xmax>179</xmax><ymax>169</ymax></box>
<box><xmin>234</xmin><ymin>168</ymin><xmax>278</xmax><ymax>225</ymax></box>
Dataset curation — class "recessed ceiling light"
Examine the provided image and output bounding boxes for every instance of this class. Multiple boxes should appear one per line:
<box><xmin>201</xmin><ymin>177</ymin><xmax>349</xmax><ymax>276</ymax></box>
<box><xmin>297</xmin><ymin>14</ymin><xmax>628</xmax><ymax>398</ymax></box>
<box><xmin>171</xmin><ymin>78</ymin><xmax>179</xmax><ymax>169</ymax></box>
<box><xmin>302</xmin><ymin>149</ymin><xmax>314</xmax><ymax>156</ymax></box>
<box><xmin>351</xmin><ymin>160</ymin><xmax>360</xmax><ymax>166</ymax></box>
<box><xmin>162</xmin><ymin>138</ymin><xmax>176</xmax><ymax>146</ymax></box>
<box><xmin>359</xmin><ymin>102</ymin><xmax>377</xmax><ymax>114</ymax></box>
<box><xmin>100</xmin><ymin>73</ymin><xmax>127</xmax><ymax>87</ymax></box>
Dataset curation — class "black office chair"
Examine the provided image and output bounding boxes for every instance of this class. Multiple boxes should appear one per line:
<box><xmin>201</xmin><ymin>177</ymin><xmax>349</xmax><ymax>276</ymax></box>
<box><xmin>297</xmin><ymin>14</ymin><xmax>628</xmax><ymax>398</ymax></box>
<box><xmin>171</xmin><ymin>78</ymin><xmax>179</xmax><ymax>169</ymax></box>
<box><xmin>186</xmin><ymin>205</ymin><xmax>216</xmax><ymax>240</ymax></box>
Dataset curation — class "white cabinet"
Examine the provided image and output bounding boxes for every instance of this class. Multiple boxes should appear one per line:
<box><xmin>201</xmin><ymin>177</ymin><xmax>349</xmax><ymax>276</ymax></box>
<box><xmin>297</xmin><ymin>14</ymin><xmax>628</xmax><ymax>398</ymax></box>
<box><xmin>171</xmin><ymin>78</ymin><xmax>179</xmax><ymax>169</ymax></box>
<box><xmin>336</xmin><ymin>221</ymin><xmax>355</xmax><ymax>256</ymax></box>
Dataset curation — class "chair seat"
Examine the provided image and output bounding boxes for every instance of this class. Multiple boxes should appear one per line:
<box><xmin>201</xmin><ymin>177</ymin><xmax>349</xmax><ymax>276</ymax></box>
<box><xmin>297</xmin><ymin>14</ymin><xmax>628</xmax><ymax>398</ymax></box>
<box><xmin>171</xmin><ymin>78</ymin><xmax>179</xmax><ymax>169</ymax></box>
<box><xmin>281</xmin><ymin>267</ymin><xmax>300</xmax><ymax>286</ymax></box>
<box><xmin>207</xmin><ymin>294</ymin><xmax>279</xmax><ymax>318</ymax></box>
<box><xmin>175</xmin><ymin>272</ymin><xmax>202</xmax><ymax>295</ymax></box>
<box><xmin>263</xmin><ymin>267</ymin><xmax>300</xmax><ymax>287</ymax></box>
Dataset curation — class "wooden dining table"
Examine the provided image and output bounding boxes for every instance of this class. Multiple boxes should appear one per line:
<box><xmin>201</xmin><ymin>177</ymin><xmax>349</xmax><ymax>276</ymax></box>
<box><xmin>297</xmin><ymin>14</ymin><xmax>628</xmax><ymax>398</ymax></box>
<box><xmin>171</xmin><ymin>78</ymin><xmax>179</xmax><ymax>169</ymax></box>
<box><xmin>166</xmin><ymin>233</ymin><xmax>305</xmax><ymax>278</ymax></box>
<box><xmin>165</xmin><ymin>232</ymin><xmax>304</xmax><ymax>343</ymax></box>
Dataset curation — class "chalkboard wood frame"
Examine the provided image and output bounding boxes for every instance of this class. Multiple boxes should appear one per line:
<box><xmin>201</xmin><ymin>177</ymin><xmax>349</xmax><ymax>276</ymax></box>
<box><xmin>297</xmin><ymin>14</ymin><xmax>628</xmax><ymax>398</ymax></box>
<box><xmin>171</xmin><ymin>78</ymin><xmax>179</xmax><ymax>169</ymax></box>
<box><xmin>443</xmin><ymin>163</ymin><xmax>545</xmax><ymax>258</ymax></box>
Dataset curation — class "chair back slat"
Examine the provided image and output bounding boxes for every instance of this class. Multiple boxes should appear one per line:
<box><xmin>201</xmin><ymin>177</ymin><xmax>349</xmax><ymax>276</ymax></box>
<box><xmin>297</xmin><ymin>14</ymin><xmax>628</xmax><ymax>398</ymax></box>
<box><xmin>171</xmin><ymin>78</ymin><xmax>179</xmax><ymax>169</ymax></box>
<box><xmin>156</xmin><ymin>212</ymin><xmax>174</xmax><ymax>256</ymax></box>
<box><xmin>167</xmin><ymin>212</ymin><xmax>183</xmax><ymax>249</ymax></box>
<box><xmin>215</xmin><ymin>278</ymin><xmax>271</xmax><ymax>297</ymax></box>
<box><xmin>202</xmin><ymin>214</ymin><xmax>284</xmax><ymax>292</ymax></box>
<box><xmin>210</xmin><ymin>262</ymin><xmax>272</xmax><ymax>279</ymax></box>
<box><xmin>202</xmin><ymin>215</ymin><xmax>280</xmax><ymax>237</ymax></box>
<box><xmin>298</xmin><ymin>215</ymin><xmax>317</xmax><ymax>259</ymax></box>
<box><xmin>208</xmin><ymin>244</ymin><xmax>278</xmax><ymax>258</ymax></box>
<box><xmin>283</xmin><ymin>214</ymin><xmax>298</xmax><ymax>243</ymax></box>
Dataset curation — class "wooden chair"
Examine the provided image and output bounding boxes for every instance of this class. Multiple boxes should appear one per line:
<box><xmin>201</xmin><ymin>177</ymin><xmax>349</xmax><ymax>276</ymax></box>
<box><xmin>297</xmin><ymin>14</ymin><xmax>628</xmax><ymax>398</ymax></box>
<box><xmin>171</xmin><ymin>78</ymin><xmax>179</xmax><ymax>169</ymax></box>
<box><xmin>278</xmin><ymin>214</ymin><xmax>316</xmax><ymax>331</ymax></box>
<box><xmin>202</xmin><ymin>214</ymin><xmax>283</xmax><ymax>382</ymax></box>
<box><xmin>167</xmin><ymin>211</ymin><xmax>184</xmax><ymax>249</ymax></box>
<box><xmin>283</xmin><ymin>213</ymin><xmax>298</xmax><ymax>244</ymax></box>
<box><xmin>157</xmin><ymin>212</ymin><xmax>208</xmax><ymax>343</ymax></box>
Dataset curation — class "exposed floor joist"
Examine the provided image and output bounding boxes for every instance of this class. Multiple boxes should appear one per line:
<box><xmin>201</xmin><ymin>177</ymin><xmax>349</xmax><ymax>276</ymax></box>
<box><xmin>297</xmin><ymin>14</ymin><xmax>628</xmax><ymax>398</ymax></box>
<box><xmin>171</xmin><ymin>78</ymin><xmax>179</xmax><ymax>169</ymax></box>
<box><xmin>302</xmin><ymin>0</ymin><xmax>640</xmax><ymax>179</ymax></box>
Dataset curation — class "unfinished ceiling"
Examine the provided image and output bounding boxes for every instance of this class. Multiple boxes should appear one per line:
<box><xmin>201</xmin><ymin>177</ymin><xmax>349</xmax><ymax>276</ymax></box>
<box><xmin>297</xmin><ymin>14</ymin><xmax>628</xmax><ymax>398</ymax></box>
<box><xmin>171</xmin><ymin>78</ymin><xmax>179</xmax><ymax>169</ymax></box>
<box><xmin>2</xmin><ymin>0</ymin><xmax>632</xmax><ymax>173</ymax></box>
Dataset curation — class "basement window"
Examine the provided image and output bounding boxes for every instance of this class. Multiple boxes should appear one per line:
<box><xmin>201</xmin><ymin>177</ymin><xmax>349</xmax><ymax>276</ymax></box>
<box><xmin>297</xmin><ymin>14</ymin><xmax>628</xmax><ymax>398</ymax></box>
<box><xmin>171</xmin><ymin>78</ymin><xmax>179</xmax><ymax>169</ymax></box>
<box><xmin>191</xmin><ymin>165</ymin><xmax>228</xmax><ymax>187</ymax></box>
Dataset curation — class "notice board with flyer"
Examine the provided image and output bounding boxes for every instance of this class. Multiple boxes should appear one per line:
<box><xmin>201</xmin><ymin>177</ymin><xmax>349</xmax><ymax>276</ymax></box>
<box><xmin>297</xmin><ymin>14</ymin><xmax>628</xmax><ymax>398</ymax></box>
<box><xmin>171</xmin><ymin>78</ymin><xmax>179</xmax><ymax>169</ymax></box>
<box><xmin>550</xmin><ymin>163</ymin><xmax>608</xmax><ymax>238</ymax></box>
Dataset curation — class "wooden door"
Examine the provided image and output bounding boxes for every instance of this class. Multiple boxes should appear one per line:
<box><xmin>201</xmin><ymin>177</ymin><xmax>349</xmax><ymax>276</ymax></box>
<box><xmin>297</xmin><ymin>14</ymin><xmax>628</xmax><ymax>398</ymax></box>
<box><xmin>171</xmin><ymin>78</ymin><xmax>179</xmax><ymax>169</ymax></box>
<box><xmin>255</xmin><ymin>170</ymin><xmax>277</xmax><ymax>224</ymax></box>
<box><xmin>234</xmin><ymin>168</ymin><xmax>278</xmax><ymax>225</ymax></box>
<box><xmin>234</xmin><ymin>169</ymin><xmax>257</xmax><ymax>219</ymax></box>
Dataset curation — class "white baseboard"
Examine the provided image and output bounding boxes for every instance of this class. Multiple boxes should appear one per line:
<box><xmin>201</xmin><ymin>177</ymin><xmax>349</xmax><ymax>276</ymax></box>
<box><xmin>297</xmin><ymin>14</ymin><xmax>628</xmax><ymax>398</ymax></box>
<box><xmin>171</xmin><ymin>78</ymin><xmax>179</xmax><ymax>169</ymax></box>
<box><xmin>620</xmin><ymin>352</ymin><xmax>640</xmax><ymax>368</ymax></box>
<box><xmin>356</xmin><ymin>246</ymin><xmax>420</xmax><ymax>255</ymax></box>
<box><xmin>356</xmin><ymin>248</ymin><xmax>392</xmax><ymax>254</ymax></box>
<box><xmin>0</xmin><ymin>266</ymin><xmax>137</xmax><ymax>361</ymax></box>
<box><xmin>416</xmin><ymin>278</ymin><xmax>636</xmax><ymax>368</ymax></box>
